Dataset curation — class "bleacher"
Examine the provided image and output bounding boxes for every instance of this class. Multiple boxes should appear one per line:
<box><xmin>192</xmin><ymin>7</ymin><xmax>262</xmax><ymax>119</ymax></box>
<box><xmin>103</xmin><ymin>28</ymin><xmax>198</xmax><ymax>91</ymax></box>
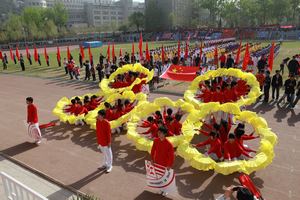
<box><xmin>222</xmin><ymin>29</ymin><xmax>236</xmax><ymax>38</ymax></box>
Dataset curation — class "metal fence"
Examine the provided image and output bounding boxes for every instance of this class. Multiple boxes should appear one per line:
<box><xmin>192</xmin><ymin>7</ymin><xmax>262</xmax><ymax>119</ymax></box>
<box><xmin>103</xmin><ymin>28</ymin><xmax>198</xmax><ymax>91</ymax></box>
<box><xmin>0</xmin><ymin>171</ymin><xmax>48</xmax><ymax>200</ymax></box>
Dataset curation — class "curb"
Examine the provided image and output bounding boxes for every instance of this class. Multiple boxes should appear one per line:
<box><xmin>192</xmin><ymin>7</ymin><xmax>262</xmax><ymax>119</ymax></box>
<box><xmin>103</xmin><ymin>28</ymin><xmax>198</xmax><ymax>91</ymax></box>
<box><xmin>0</xmin><ymin>152</ymin><xmax>87</xmax><ymax>198</ymax></box>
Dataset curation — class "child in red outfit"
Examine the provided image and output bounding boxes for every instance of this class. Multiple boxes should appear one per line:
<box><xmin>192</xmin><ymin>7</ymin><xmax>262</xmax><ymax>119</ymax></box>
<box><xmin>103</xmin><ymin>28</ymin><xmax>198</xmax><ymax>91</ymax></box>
<box><xmin>150</xmin><ymin>126</ymin><xmax>175</xmax><ymax>196</ymax></box>
<box><xmin>96</xmin><ymin>109</ymin><xmax>113</xmax><ymax>173</ymax></box>
<box><xmin>141</xmin><ymin>116</ymin><xmax>159</xmax><ymax>138</ymax></box>
<box><xmin>193</xmin><ymin>131</ymin><xmax>223</xmax><ymax>161</ymax></box>
<box><xmin>26</xmin><ymin>97</ymin><xmax>42</xmax><ymax>144</ymax></box>
<box><xmin>224</xmin><ymin>133</ymin><xmax>252</xmax><ymax>161</ymax></box>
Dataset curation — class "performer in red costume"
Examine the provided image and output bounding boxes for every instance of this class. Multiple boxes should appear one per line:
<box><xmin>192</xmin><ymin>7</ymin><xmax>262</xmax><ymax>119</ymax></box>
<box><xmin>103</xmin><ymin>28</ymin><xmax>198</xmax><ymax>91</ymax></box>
<box><xmin>151</xmin><ymin>126</ymin><xmax>175</xmax><ymax>196</ymax></box>
<box><xmin>193</xmin><ymin>131</ymin><xmax>223</xmax><ymax>161</ymax></box>
<box><xmin>104</xmin><ymin>102</ymin><xmax>113</xmax><ymax>121</ymax></box>
<box><xmin>169</xmin><ymin>114</ymin><xmax>182</xmax><ymax>135</ymax></box>
<box><xmin>64</xmin><ymin>99</ymin><xmax>77</xmax><ymax>114</ymax></box>
<box><xmin>123</xmin><ymin>100</ymin><xmax>134</xmax><ymax>113</ymax></box>
<box><xmin>224</xmin><ymin>133</ymin><xmax>252</xmax><ymax>161</ymax></box>
<box><xmin>235</xmin><ymin>129</ymin><xmax>258</xmax><ymax>153</ymax></box>
<box><xmin>26</xmin><ymin>97</ymin><xmax>42</xmax><ymax>144</ymax></box>
<box><xmin>141</xmin><ymin>116</ymin><xmax>159</xmax><ymax>138</ymax></box>
<box><xmin>96</xmin><ymin>109</ymin><xmax>113</xmax><ymax>173</ymax></box>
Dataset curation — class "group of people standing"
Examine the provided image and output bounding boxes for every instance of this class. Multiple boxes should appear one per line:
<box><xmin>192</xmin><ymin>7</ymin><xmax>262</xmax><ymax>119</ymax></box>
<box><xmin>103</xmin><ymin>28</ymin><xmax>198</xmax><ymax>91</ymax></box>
<box><xmin>255</xmin><ymin>55</ymin><xmax>299</xmax><ymax>108</ymax></box>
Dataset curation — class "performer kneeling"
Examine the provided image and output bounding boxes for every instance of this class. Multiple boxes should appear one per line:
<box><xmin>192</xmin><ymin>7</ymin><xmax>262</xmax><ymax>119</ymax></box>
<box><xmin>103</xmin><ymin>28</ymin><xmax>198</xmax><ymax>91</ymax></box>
<box><xmin>193</xmin><ymin>131</ymin><xmax>223</xmax><ymax>161</ymax></box>
<box><xmin>224</xmin><ymin>133</ymin><xmax>252</xmax><ymax>161</ymax></box>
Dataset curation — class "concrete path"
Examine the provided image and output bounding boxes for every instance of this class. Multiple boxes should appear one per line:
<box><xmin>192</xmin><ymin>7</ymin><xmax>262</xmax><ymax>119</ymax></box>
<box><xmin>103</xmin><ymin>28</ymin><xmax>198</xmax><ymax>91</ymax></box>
<box><xmin>0</xmin><ymin>74</ymin><xmax>299</xmax><ymax>200</ymax></box>
<box><xmin>0</xmin><ymin>155</ymin><xmax>77</xmax><ymax>200</ymax></box>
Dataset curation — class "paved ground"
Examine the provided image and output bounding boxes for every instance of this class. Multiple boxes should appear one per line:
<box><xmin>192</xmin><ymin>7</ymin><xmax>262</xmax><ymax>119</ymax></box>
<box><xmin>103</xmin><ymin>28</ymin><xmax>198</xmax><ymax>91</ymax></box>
<box><xmin>0</xmin><ymin>74</ymin><xmax>299</xmax><ymax>200</ymax></box>
<box><xmin>0</xmin><ymin>155</ymin><xmax>77</xmax><ymax>200</ymax></box>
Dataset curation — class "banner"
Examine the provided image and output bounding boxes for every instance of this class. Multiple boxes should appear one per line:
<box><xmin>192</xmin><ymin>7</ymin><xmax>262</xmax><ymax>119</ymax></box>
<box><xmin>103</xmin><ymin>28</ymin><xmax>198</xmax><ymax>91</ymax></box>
<box><xmin>145</xmin><ymin>160</ymin><xmax>175</xmax><ymax>190</ymax></box>
<box><xmin>160</xmin><ymin>65</ymin><xmax>199</xmax><ymax>82</ymax></box>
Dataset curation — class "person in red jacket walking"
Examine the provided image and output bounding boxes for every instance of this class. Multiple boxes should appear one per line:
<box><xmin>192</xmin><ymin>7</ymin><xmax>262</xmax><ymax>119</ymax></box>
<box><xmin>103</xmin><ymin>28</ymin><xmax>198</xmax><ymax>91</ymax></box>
<box><xmin>26</xmin><ymin>97</ymin><xmax>42</xmax><ymax>144</ymax></box>
<box><xmin>151</xmin><ymin>126</ymin><xmax>175</xmax><ymax>196</ymax></box>
<box><xmin>96</xmin><ymin>109</ymin><xmax>113</xmax><ymax>173</ymax></box>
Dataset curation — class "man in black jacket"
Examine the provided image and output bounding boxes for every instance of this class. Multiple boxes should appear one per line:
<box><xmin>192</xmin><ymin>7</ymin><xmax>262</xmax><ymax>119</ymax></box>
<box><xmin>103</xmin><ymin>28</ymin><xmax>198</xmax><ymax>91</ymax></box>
<box><xmin>277</xmin><ymin>75</ymin><xmax>297</xmax><ymax>107</ymax></box>
<box><xmin>257</xmin><ymin>55</ymin><xmax>267</xmax><ymax>72</ymax></box>
<box><xmin>287</xmin><ymin>56</ymin><xmax>299</xmax><ymax>76</ymax></box>
<box><xmin>226</xmin><ymin>54</ymin><xmax>235</xmax><ymax>69</ymax></box>
<box><xmin>264</xmin><ymin>70</ymin><xmax>271</xmax><ymax>102</ymax></box>
<box><xmin>20</xmin><ymin>54</ymin><xmax>25</xmax><ymax>71</ymax></box>
<box><xmin>271</xmin><ymin>70</ymin><xmax>283</xmax><ymax>100</ymax></box>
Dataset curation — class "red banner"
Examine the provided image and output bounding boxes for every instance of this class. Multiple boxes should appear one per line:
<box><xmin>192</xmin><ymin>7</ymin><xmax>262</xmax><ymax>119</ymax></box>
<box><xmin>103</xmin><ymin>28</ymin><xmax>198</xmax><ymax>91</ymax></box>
<box><xmin>268</xmin><ymin>42</ymin><xmax>275</xmax><ymax>72</ymax></box>
<box><xmin>160</xmin><ymin>65</ymin><xmax>199</xmax><ymax>82</ymax></box>
<box><xmin>34</xmin><ymin>45</ymin><xmax>38</xmax><ymax>62</ymax></box>
<box><xmin>242</xmin><ymin>43</ymin><xmax>250</xmax><ymax>71</ymax></box>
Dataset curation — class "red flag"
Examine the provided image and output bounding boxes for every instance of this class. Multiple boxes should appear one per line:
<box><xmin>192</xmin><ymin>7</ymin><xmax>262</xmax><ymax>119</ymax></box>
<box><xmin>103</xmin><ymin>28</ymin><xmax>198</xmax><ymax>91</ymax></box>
<box><xmin>161</xmin><ymin>45</ymin><xmax>165</xmax><ymax>63</ymax></box>
<box><xmin>184</xmin><ymin>42</ymin><xmax>188</xmax><ymax>59</ymax></box>
<box><xmin>242</xmin><ymin>43</ymin><xmax>250</xmax><ymax>71</ymax></box>
<box><xmin>80</xmin><ymin>45</ymin><xmax>84</xmax><ymax>61</ymax></box>
<box><xmin>139</xmin><ymin>33</ymin><xmax>143</xmax><ymax>58</ymax></box>
<box><xmin>44</xmin><ymin>46</ymin><xmax>48</xmax><ymax>62</ymax></box>
<box><xmin>112</xmin><ymin>43</ymin><xmax>115</xmax><ymax>59</ymax></box>
<box><xmin>160</xmin><ymin>65</ymin><xmax>199</xmax><ymax>82</ymax></box>
<box><xmin>119</xmin><ymin>48</ymin><xmax>123</xmax><ymax>57</ymax></box>
<box><xmin>10</xmin><ymin>48</ymin><xmax>13</xmax><ymax>61</ymax></box>
<box><xmin>67</xmin><ymin>46</ymin><xmax>71</xmax><ymax>60</ymax></box>
<box><xmin>16</xmin><ymin>46</ymin><xmax>20</xmax><ymax>61</ymax></box>
<box><xmin>107</xmin><ymin>43</ymin><xmax>110</xmax><ymax>63</ymax></box>
<box><xmin>132</xmin><ymin>43</ymin><xmax>135</xmax><ymax>56</ymax></box>
<box><xmin>214</xmin><ymin>46</ymin><xmax>218</xmax><ymax>66</ymax></box>
<box><xmin>239</xmin><ymin>174</ymin><xmax>263</xmax><ymax>199</ymax></box>
<box><xmin>88</xmin><ymin>45</ymin><xmax>92</xmax><ymax>61</ymax></box>
<box><xmin>235</xmin><ymin>41</ymin><xmax>242</xmax><ymax>64</ymax></box>
<box><xmin>199</xmin><ymin>41</ymin><xmax>203</xmax><ymax>66</ymax></box>
<box><xmin>145</xmin><ymin>42</ymin><xmax>150</xmax><ymax>61</ymax></box>
<box><xmin>0</xmin><ymin>51</ymin><xmax>3</xmax><ymax>60</ymax></box>
<box><xmin>57</xmin><ymin>46</ymin><xmax>61</xmax><ymax>61</ymax></box>
<box><xmin>26</xmin><ymin>46</ymin><xmax>30</xmax><ymax>59</ymax></box>
<box><xmin>34</xmin><ymin>45</ymin><xmax>38</xmax><ymax>62</ymax></box>
<box><xmin>268</xmin><ymin>42</ymin><xmax>275</xmax><ymax>72</ymax></box>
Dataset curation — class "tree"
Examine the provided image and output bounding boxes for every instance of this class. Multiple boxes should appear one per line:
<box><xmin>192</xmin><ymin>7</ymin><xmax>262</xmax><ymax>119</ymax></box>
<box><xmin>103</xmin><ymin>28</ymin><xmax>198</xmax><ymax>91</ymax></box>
<box><xmin>195</xmin><ymin>0</ymin><xmax>225</xmax><ymax>27</ymax></box>
<box><xmin>4</xmin><ymin>14</ymin><xmax>24</xmax><ymax>41</ymax></box>
<box><xmin>119</xmin><ymin>23</ymin><xmax>129</xmax><ymax>33</ymax></box>
<box><xmin>220</xmin><ymin>1</ymin><xmax>239</xmax><ymax>27</ymax></box>
<box><xmin>145</xmin><ymin>0</ymin><xmax>172</xmax><ymax>31</ymax></box>
<box><xmin>44</xmin><ymin>19</ymin><xmax>58</xmax><ymax>38</ymax></box>
<box><xmin>271</xmin><ymin>0</ymin><xmax>290</xmax><ymax>24</ymax></box>
<box><xmin>289</xmin><ymin>0</ymin><xmax>300</xmax><ymax>24</ymax></box>
<box><xmin>51</xmin><ymin>3</ymin><xmax>68</xmax><ymax>31</ymax></box>
<box><xmin>128</xmin><ymin>12</ymin><xmax>145</xmax><ymax>32</ymax></box>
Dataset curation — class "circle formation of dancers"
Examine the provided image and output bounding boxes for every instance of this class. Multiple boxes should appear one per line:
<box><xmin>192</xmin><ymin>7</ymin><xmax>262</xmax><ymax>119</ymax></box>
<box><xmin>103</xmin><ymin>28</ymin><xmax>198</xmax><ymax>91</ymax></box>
<box><xmin>53</xmin><ymin>63</ymin><xmax>277</xmax><ymax>175</ymax></box>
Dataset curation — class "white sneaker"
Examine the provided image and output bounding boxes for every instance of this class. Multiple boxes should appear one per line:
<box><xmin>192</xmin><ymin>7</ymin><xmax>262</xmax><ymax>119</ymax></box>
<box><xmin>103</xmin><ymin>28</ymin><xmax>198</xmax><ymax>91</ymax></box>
<box><xmin>161</xmin><ymin>191</ymin><xmax>168</xmax><ymax>196</ymax></box>
<box><xmin>36</xmin><ymin>139</ymin><xmax>42</xmax><ymax>145</ymax></box>
<box><xmin>106</xmin><ymin>166</ymin><xmax>112</xmax><ymax>173</ymax></box>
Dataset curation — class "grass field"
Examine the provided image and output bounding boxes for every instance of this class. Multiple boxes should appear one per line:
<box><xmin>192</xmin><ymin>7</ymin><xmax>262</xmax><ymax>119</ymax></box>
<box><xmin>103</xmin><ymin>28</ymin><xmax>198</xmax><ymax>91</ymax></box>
<box><xmin>0</xmin><ymin>40</ymin><xmax>299</xmax><ymax>80</ymax></box>
<box><xmin>0</xmin><ymin>41</ymin><xmax>176</xmax><ymax>78</ymax></box>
